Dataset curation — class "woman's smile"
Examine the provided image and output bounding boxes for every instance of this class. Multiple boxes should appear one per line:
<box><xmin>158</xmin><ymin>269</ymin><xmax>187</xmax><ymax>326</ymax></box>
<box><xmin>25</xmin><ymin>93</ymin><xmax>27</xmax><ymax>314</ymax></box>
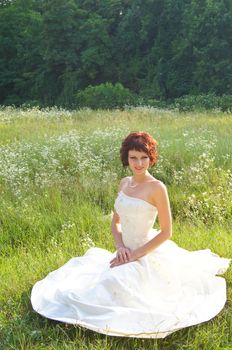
<box><xmin>135</xmin><ymin>167</ymin><xmax>143</xmax><ymax>170</ymax></box>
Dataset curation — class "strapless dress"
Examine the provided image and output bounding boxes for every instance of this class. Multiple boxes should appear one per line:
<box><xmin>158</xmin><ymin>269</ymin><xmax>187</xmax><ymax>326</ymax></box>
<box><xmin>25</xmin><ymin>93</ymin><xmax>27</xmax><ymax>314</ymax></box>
<box><xmin>31</xmin><ymin>191</ymin><xmax>231</xmax><ymax>338</ymax></box>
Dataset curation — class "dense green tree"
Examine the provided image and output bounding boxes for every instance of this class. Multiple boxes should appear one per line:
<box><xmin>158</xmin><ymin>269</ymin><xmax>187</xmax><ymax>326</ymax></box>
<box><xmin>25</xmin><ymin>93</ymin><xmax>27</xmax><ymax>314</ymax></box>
<box><xmin>40</xmin><ymin>0</ymin><xmax>82</xmax><ymax>106</ymax></box>
<box><xmin>0</xmin><ymin>0</ymin><xmax>43</xmax><ymax>104</ymax></box>
<box><xmin>187</xmin><ymin>0</ymin><xmax>232</xmax><ymax>95</ymax></box>
<box><xmin>141</xmin><ymin>0</ymin><xmax>186</xmax><ymax>99</ymax></box>
<box><xmin>162</xmin><ymin>0</ymin><xmax>232</xmax><ymax>98</ymax></box>
<box><xmin>40</xmin><ymin>0</ymin><xmax>114</xmax><ymax>106</ymax></box>
<box><xmin>77</xmin><ymin>13</ymin><xmax>112</xmax><ymax>85</ymax></box>
<box><xmin>0</xmin><ymin>0</ymin><xmax>231</xmax><ymax>106</ymax></box>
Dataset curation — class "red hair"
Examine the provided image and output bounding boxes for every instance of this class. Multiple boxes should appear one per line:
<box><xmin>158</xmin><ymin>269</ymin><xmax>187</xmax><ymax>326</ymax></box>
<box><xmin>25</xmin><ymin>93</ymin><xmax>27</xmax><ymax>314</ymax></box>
<box><xmin>120</xmin><ymin>131</ymin><xmax>158</xmax><ymax>167</ymax></box>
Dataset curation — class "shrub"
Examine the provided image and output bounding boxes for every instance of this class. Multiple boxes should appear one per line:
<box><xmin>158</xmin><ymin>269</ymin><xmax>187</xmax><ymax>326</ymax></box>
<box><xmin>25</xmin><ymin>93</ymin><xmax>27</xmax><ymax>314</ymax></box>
<box><xmin>144</xmin><ymin>99</ymin><xmax>169</xmax><ymax>109</ymax></box>
<box><xmin>170</xmin><ymin>94</ymin><xmax>232</xmax><ymax>112</ymax></box>
<box><xmin>217</xmin><ymin>94</ymin><xmax>232</xmax><ymax>112</ymax></box>
<box><xmin>76</xmin><ymin>82</ymin><xmax>137</xmax><ymax>109</ymax></box>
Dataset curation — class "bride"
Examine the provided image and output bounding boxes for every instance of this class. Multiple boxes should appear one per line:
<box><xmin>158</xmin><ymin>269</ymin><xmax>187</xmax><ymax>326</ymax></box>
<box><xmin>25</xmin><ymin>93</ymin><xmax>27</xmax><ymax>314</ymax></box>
<box><xmin>31</xmin><ymin>131</ymin><xmax>231</xmax><ymax>338</ymax></box>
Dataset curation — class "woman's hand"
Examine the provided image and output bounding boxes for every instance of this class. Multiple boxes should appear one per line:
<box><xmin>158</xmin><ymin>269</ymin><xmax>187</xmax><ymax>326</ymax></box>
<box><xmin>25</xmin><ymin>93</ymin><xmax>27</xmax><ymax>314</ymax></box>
<box><xmin>116</xmin><ymin>246</ymin><xmax>132</xmax><ymax>263</ymax></box>
<box><xmin>109</xmin><ymin>248</ymin><xmax>138</xmax><ymax>268</ymax></box>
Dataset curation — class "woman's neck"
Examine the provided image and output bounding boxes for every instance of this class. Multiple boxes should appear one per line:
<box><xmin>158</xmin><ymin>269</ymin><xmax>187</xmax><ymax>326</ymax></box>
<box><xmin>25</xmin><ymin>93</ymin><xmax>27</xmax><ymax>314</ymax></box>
<box><xmin>131</xmin><ymin>171</ymin><xmax>151</xmax><ymax>184</ymax></box>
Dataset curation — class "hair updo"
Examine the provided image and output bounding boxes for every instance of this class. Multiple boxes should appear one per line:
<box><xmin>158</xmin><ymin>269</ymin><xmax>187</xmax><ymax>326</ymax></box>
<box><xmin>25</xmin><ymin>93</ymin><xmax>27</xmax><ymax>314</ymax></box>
<box><xmin>120</xmin><ymin>131</ymin><xmax>158</xmax><ymax>167</ymax></box>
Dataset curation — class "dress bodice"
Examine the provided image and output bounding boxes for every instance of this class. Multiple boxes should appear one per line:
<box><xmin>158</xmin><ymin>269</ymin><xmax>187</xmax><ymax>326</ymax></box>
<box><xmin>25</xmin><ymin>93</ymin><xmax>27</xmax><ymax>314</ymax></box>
<box><xmin>114</xmin><ymin>191</ymin><xmax>158</xmax><ymax>250</ymax></box>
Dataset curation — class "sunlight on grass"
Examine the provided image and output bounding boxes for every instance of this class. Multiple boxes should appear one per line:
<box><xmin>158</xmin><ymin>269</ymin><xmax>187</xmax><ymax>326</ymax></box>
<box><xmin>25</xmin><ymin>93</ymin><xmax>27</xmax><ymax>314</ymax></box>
<box><xmin>0</xmin><ymin>107</ymin><xmax>231</xmax><ymax>349</ymax></box>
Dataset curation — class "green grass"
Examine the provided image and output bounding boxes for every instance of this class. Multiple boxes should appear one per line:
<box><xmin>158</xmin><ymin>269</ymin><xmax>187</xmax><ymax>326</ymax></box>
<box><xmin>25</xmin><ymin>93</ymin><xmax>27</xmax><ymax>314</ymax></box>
<box><xmin>0</xmin><ymin>107</ymin><xmax>231</xmax><ymax>349</ymax></box>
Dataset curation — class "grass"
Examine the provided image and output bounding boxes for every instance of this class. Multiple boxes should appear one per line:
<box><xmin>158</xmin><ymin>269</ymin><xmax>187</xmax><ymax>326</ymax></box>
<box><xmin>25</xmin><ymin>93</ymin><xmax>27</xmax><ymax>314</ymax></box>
<box><xmin>0</xmin><ymin>107</ymin><xmax>231</xmax><ymax>349</ymax></box>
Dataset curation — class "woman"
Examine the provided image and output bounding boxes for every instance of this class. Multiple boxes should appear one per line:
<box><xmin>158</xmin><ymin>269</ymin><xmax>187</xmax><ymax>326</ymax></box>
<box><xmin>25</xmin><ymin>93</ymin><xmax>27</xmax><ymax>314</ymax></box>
<box><xmin>31</xmin><ymin>131</ymin><xmax>230</xmax><ymax>338</ymax></box>
<box><xmin>110</xmin><ymin>131</ymin><xmax>172</xmax><ymax>269</ymax></box>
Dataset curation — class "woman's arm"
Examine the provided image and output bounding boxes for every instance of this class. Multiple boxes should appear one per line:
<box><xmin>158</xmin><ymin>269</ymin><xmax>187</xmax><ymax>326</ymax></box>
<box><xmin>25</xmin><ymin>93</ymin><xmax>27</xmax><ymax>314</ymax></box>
<box><xmin>111</xmin><ymin>211</ymin><xmax>125</xmax><ymax>249</ymax></box>
<box><xmin>110</xmin><ymin>212</ymin><xmax>131</xmax><ymax>266</ymax></box>
<box><xmin>110</xmin><ymin>177</ymin><xmax>131</xmax><ymax>267</ymax></box>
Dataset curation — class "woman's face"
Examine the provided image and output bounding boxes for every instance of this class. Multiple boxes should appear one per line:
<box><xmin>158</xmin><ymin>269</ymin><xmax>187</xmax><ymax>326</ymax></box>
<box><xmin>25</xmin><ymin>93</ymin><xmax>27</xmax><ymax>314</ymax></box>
<box><xmin>128</xmin><ymin>149</ymin><xmax>150</xmax><ymax>175</ymax></box>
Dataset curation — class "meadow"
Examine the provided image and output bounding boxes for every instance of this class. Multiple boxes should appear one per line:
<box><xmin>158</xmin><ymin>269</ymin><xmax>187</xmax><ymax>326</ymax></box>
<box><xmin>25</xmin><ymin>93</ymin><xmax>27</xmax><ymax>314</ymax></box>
<box><xmin>0</xmin><ymin>106</ymin><xmax>231</xmax><ymax>350</ymax></box>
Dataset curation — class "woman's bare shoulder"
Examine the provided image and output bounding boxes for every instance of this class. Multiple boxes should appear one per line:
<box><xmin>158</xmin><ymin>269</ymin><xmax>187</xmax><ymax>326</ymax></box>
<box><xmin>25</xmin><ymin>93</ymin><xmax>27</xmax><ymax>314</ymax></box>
<box><xmin>149</xmin><ymin>179</ymin><xmax>168</xmax><ymax>197</ymax></box>
<box><xmin>119</xmin><ymin>176</ymin><xmax>130</xmax><ymax>191</ymax></box>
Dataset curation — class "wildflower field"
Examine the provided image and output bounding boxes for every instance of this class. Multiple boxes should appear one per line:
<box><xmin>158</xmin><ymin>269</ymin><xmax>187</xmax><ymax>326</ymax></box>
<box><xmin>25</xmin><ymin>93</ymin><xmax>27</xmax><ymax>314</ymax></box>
<box><xmin>0</xmin><ymin>107</ymin><xmax>231</xmax><ymax>350</ymax></box>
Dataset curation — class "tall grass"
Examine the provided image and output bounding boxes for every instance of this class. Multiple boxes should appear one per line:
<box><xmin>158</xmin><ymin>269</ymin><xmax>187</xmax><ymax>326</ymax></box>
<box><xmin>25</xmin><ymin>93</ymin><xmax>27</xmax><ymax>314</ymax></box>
<box><xmin>0</xmin><ymin>107</ymin><xmax>231</xmax><ymax>349</ymax></box>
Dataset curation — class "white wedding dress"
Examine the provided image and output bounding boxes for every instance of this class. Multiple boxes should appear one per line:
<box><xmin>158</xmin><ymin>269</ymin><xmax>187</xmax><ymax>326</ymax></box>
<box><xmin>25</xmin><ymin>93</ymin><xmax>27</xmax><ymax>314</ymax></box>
<box><xmin>31</xmin><ymin>191</ymin><xmax>231</xmax><ymax>338</ymax></box>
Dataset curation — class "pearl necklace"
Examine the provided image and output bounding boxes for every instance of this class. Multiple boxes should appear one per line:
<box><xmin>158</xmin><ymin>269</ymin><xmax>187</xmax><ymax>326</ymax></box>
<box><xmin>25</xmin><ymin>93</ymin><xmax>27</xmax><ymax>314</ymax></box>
<box><xmin>129</xmin><ymin>182</ymin><xmax>139</xmax><ymax>188</ymax></box>
<box><xmin>129</xmin><ymin>178</ymin><xmax>142</xmax><ymax>188</ymax></box>
<box><xmin>129</xmin><ymin>177</ymin><xmax>154</xmax><ymax>188</ymax></box>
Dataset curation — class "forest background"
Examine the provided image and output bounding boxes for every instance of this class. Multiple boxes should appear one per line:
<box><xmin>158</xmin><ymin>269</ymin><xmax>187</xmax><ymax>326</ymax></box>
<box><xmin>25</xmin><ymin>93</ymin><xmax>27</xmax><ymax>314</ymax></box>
<box><xmin>0</xmin><ymin>0</ymin><xmax>232</xmax><ymax>109</ymax></box>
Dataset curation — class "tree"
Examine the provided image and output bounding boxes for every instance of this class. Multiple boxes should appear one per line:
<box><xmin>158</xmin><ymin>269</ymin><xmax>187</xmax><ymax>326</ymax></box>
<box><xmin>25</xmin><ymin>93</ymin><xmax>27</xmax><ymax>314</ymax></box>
<box><xmin>0</xmin><ymin>0</ymin><xmax>43</xmax><ymax>105</ymax></box>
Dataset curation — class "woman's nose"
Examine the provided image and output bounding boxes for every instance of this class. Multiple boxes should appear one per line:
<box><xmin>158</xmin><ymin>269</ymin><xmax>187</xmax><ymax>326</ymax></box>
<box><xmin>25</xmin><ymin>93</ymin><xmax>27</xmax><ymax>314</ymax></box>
<box><xmin>136</xmin><ymin>159</ymin><xmax>142</xmax><ymax>165</ymax></box>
